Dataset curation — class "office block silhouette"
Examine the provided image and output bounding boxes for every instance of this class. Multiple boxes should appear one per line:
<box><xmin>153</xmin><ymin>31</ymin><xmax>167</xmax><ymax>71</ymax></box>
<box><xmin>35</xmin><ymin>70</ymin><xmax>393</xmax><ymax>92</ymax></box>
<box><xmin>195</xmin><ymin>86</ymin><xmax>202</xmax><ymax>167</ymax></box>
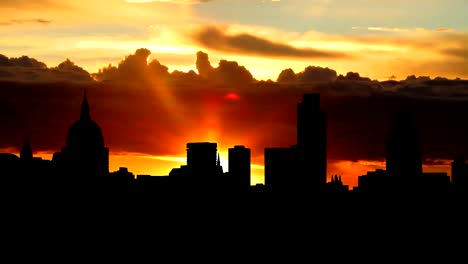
<box><xmin>228</xmin><ymin>145</ymin><xmax>251</xmax><ymax>193</ymax></box>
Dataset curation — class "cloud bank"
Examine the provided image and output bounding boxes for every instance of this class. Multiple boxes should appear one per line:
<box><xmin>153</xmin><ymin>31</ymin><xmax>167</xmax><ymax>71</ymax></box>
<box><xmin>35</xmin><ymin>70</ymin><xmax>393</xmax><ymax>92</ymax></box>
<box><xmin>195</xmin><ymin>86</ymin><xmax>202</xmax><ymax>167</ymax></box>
<box><xmin>0</xmin><ymin>54</ymin><xmax>93</xmax><ymax>82</ymax></box>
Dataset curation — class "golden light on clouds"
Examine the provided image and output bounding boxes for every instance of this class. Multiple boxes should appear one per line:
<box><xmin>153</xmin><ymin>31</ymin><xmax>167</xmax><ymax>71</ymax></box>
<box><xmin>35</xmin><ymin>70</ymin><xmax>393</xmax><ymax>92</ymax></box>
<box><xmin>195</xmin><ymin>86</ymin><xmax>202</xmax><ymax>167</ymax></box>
<box><xmin>1</xmin><ymin>4</ymin><xmax>466</xmax><ymax>80</ymax></box>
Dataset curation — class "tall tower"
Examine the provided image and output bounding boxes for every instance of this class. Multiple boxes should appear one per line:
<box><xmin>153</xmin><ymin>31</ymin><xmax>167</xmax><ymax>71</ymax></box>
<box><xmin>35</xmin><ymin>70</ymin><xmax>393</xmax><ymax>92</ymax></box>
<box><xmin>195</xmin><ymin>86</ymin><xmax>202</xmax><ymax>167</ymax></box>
<box><xmin>228</xmin><ymin>145</ymin><xmax>251</xmax><ymax>192</ymax></box>
<box><xmin>296</xmin><ymin>93</ymin><xmax>327</xmax><ymax>191</ymax></box>
<box><xmin>385</xmin><ymin>110</ymin><xmax>422</xmax><ymax>193</ymax></box>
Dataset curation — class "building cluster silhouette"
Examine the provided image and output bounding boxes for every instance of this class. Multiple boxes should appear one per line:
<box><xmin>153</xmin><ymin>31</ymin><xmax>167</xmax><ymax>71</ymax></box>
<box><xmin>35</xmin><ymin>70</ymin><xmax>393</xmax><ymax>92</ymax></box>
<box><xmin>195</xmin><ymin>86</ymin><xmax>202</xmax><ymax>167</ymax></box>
<box><xmin>0</xmin><ymin>91</ymin><xmax>467</xmax><ymax>197</ymax></box>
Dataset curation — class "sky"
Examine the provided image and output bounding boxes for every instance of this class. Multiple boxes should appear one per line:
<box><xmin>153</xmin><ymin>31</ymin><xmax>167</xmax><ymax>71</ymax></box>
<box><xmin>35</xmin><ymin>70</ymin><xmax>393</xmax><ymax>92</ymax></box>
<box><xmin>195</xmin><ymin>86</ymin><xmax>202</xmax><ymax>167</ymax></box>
<box><xmin>0</xmin><ymin>0</ymin><xmax>466</xmax><ymax>80</ymax></box>
<box><xmin>0</xmin><ymin>0</ymin><xmax>467</xmax><ymax>188</ymax></box>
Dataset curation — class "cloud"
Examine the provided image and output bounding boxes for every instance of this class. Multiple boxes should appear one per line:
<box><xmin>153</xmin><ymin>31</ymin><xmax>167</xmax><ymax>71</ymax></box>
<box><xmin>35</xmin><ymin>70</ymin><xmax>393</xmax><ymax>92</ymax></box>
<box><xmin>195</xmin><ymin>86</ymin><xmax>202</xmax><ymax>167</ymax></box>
<box><xmin>0</xmin><ymin>18</ymin><xmax>51</xmax><ymax>26</ymax></box>
<box><xmin>336</xmin><ymin>72</ymin><xmax>371</xmax><ymax>82</ymax></box>
<box><xmin>277</xmin><ymin>66</ymin><xmax>337</xmax><ymax>83</ymax></box>
<box><xmin>442</xmin><ymin>47</ymin><xmax>468</xmax><ymax>60</ymax></box>
<box><xmin>93</xmin><ymin>49</ymin><xmax>255</xmax><ymax>87</ymax></box>
<box><xmin>0</xmin><ymin>54</ymin><xmax>92</xmax><ymax>82</ymax></box>
<box><xmin>193</xmin><ymin>26</ymin><xmax>348</xmax><ymax>59</ymax></box>
<box><xmin>195</xmin><ymin>51</ymin><xmax>255</xmax><ymax>86</ymax></box>
<box><xmin>0</xmin><ymin>55</ymin><xmax>47</xmax><ymax>68</ymax></box>
<box><xmin>92</xmin><ymin>48</ymin><xmax>195</xmax><ymax>85</ymax></box>
<box><xmin>277</xmin><ymin>68</ymin><xmax>296</xmax><ymax>83</ymax></box>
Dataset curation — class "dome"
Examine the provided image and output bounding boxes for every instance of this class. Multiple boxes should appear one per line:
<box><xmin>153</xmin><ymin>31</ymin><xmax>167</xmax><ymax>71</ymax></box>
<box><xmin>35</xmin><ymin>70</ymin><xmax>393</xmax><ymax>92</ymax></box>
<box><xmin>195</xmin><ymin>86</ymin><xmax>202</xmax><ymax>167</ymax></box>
<box><xmin>65</xmin><ymin>91</ymin><xmax>104</xmax><ymax>150</ymax></box>
<box><xmin>66</xmin><ymin>118</ymin><xmax>104</xmax><ymax>150</ymax></box>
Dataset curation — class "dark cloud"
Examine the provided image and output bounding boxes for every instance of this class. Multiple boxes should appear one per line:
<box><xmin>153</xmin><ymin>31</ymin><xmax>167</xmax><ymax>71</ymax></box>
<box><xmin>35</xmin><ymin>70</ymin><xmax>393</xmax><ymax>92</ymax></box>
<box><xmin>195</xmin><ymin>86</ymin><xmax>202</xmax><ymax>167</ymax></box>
<box><xmin>93</xmin><ymin>48</ymin><xmax>176</xmax><ymax>85</ymax></box>
<box><xmin>404</xmin><ymin>75</ymin><xmax>431</xmax><ymax>82</ymax></box>
<box><xmin>195</xmin><ymin>51</ymin><xmax>254</xmax><ymax>86</ymax></box>
<box><xmin>0</xmin><ymin>18</ymin><xmax>51</xmax><ymax>26</ymax></box>
<box><xmin>195</xmin><ymin>51</ymin><xmax>213</xmax><ymax>78</ymax></box>
<box><xmin>0</xmin><ymin>54</ymin><xmax>47</xmax><ymax>68</ymax></box>
<box><xmin>442</xmin><ymin>47</ymin><xmax>468</xmax><ymax>60</ymax></box>
<box><xmin>277</xmin><ymin>68</ymin><xmax>296</xmax><ymax>83</ymax></box>
<box><xmin>337</xmin><ymin>72</ymin><xmax>371</xmax><ymax>82</ymax></box>
<box><xmin>277</xmin><ymin>66</ymin><xmax>337</xmax><ymax>83</ymax></box>
<box><xmin>94</xmin><ymin>49</ymin><xmax>254</xmax><ymax>87</ymax></box>
<box><xmin>0</xmin><ymin>54</ymin><xmax>92</xmax><ymax>82</ymax></box>
<box><xmin>297</xmin><ymin>66</ymin><xmax>337</xmax><ymax>82</ymax></box>
<box><xmin>193</xmin><ymin>26</ymin><xmax>348</xmax><ymax>59</ymax></box>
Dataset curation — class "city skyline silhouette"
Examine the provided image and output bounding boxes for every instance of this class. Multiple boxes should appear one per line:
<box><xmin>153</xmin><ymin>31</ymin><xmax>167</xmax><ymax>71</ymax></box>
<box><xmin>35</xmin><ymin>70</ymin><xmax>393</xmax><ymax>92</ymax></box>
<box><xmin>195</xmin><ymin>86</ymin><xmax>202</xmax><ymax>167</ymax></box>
<box><xmin>2</xmin><ymin>49</ymin><xmax>468</xmax><ymax>189</ymax></box>
<box><xmin>2</xmin><ymin>4</ymin><xmax>468</xmax><ymax>258</ymax></box>
<box><xmin>1</xmin><ymin>88</ymin><xmax>467</xmax><ymax>196</ymax></box>
<box><xmin>0</xmin><ymin>1</ymin><xmax>467</xmax><ymax>196</ymax></box>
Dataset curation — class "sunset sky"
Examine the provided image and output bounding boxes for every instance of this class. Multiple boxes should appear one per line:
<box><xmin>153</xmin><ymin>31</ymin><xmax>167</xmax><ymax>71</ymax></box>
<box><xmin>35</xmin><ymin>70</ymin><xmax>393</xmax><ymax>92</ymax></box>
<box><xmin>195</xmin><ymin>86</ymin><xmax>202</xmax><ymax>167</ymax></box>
<box><xmin>0</xmin><ymin>0</ymin><xmax>467</xmax><ymax>188</ymax></box>
<box><xmin>1</xmin><ymin>0</ymin><xmax>466</xmax><ymax>80</ymax></box>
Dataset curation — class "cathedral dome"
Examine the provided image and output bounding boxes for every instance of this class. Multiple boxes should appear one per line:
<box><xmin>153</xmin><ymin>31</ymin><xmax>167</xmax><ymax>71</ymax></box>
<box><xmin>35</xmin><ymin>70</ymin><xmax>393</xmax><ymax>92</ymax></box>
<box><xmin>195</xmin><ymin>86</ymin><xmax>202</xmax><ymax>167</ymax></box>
<box><xmin>65</xmin><ymin>91</ymin><xmax>104</xmax><ymax>150</ymax></box>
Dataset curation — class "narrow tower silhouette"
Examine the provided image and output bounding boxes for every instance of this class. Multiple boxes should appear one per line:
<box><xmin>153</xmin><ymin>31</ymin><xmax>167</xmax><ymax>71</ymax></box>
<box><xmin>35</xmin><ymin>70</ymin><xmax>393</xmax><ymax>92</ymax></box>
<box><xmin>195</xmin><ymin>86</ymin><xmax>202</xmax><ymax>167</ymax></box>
<box><xmin>297</xmin><ymin>93</ymin><xmax>327</xmax><ymax>192</ymax></box>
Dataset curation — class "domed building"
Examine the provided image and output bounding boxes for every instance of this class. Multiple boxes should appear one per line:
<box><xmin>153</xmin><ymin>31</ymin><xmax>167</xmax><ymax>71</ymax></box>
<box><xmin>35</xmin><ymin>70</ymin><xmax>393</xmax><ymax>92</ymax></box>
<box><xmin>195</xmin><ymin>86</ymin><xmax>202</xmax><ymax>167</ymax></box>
<box><xmin>53</xmin><ymin>91</ymin><xmax>109</xmax><ymax>178</ymax></box>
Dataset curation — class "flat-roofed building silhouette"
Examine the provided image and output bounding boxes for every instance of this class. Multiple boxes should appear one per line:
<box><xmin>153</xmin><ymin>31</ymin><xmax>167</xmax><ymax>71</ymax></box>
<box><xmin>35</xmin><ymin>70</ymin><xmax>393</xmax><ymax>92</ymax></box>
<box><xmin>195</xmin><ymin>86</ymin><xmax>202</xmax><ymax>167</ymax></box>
<box><xmin>297</xmin><ymin>93</ymin><xmax>327</xmax><ymax>192</ymax></box>
<box><xmin>229</xmin><ymin>145</ymin><xmax>251</xmax><ymax>193</ymax></box>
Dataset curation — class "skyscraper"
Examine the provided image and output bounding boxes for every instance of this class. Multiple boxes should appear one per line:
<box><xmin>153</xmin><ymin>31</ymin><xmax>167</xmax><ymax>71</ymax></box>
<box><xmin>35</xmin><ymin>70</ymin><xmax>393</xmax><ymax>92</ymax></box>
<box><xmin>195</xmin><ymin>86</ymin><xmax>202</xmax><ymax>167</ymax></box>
<box><xmin>386</xmin><ymin>111</ymin><xmax>422</xmax><ymax>179</ymax></box>
<box><xmin>297</xmin><ymin>93</ymin><xmax>327</xmax><ymax>191</ymax></box>
<box><xmin>385</xmin><ymin>110</ymin><xmax>422</xmax><ymax>192</ymax></box>
<box><xmin>228</xmin><ymin>145</ymin><xmax>251</xmax><ymax>192</ymax></box>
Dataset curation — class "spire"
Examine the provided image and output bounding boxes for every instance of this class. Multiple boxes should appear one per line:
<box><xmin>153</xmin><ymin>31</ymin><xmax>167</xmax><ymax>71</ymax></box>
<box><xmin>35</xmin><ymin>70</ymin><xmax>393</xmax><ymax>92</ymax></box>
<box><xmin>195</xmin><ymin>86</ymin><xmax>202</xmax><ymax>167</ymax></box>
<box><xmin>217</xmin><ymin>153</ymin><xmax>221</xmax><ymax>167</ymax></box>
<box><xmin>81</xmin><ymin>90</ymin><xmax>91</xmax><ymax>120</ymax></box>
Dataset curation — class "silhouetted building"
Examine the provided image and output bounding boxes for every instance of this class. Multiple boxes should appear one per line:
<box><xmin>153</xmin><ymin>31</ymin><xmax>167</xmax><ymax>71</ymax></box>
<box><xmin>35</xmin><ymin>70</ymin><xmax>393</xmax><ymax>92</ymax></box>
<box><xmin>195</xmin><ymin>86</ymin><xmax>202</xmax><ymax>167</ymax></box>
<box><xmin>187</xmin><ymin>142</ymin><xmax>220</xmax><ymax>173</ymax></box>
<box><xmin>52</xmin><ymin>91</ymin><xmax>109</xmax><ymax>179</ymax></box>
<box><xmin>386</xmin><ymin>111</ymin><xmax>422</xmax><ymax>191</ymax></box>
<box><xmin>297</xmin><ymin>93</ymin><xmax>327</xmax><ymax>192</ymax></box>
<box><xmin>135</xmin><ymin>175</ymin><xmax>171</xmax><ymax>195</ymax></box>
<box><xmin>264</xmin><ymin>147</ymin><xmax>297</xmax><ymax>193</ymax></box>
<box><xmin>325</xmin><ymin>174</ymin><xmax>349</xmax><ymax>193</ymax></box>
<box><xmin>169</xmin><ymin>142</ymin><xmax>224</xmax><ymax>193</ymax></box>
<box><xmin>20</xmin><ymin>138</ymin><xmax>33</xmax><ymax>161</ymax></box>
<box><xmin>0</xmin><ymin>153</ymin><xmax>20</xmax><ymax>178</ymax></box>
<box><xmin>16</xmin><ymin>139</ymin><xmax>53</xmax><ymax>194</ymax></box>
<box><xmin>250</xmin><ymin>183</ymin><xmax>267</xmax><ymax>193</ymax></box>
<box><xmin>451</xmin><ymin>157</ymin><xmax>468</xmax><ymax>193</ymax></box>
<box><xmin>263</xmin><ymin>94</ymin><xmax>327</xmax><ymax>194</ymax></box>
<box><xmin>228</xmin><ymin>145</ymin><xmax>251</xmax><ymax>192</ymax></box>
<box><xmin>420</xmin><ymin>172</ymin><xmax>450</xmax><ymax>193</ymax></box>
<box><xmin>108</xmin><ymin>167</ymin><xmax>135</xmax><ymax>194</ymax></box>
<box><xmin>356</xmin><ymin>169</ymin><xmax>391</xmax><ymax>193</ymax></box>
